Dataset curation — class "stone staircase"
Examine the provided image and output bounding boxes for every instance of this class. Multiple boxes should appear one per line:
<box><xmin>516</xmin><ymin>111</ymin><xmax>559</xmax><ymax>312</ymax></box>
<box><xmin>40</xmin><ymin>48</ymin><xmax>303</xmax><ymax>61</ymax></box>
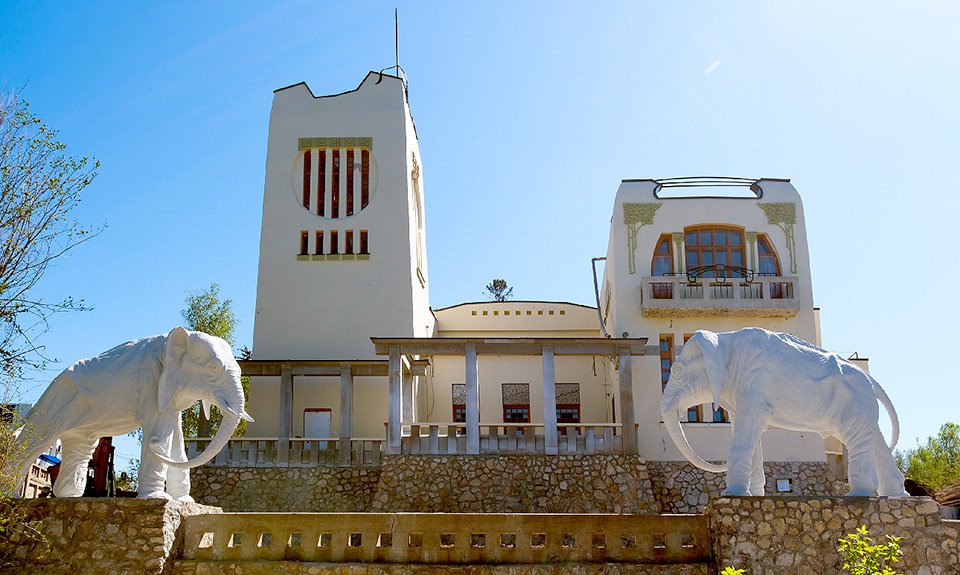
<box><xmin>171</xmin><ymin>511</ymin><xmax>714</xmax><ymax>574</ymax></box>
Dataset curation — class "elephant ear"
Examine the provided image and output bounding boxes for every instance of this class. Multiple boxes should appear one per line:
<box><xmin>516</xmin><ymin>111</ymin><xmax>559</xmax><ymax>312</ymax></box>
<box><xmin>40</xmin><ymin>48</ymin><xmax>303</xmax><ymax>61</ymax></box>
<box><xmin>158</xmin><ymin>326</ymin><xmax>189</xmax><ymax>413</ymax></box>
<box><xmin>692</xmin><ymin>330</ymin><xmax>725</xmax><ymax>406</ymax></box>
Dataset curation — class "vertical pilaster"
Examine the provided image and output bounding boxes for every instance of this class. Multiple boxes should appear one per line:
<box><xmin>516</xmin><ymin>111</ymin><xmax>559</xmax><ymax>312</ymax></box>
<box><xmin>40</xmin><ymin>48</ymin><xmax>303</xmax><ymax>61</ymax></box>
<box><xmin>387</xmin><ymin>346</ymin><xmax>402</xmax><ymax>455</ymax></box>
<box><xmin>465</xmin><ymin>344</ymin><xmax>480</xmax><ymax>455</ymax></box>
<box><xmin>618</xmin><ymin>348</ymin><xmax>638</xmax><ymax>455</ymax></box>
<box><xmin>746</xmin><ymin>232</ymin><xmax>758</xmax><ymax>271</ymax></box>
<box><xmin>672</xmin><ymin>232</ymin><xmax>686</xmax><ymax>274</ymax></box>
<box><xmin>542</xmin><ymin>345</ymin><xmax>558</xmax><ymax>455</ymax></box>
<box><xmin>279</xmin><ymin>364</ymin><xmax>293</xmax><ymax>439</ymax></box>
<box><xmin>338</xmin><ymin>366</ymin><xmax>354</xmax><ymax>465</ymax></box>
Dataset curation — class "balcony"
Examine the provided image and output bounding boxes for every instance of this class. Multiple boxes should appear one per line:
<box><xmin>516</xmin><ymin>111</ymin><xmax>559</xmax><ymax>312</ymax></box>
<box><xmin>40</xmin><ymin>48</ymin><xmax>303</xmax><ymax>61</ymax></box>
<box><xmin>640</xmin><ymin>266</ymin><xmax>800</xmax><ymax>318</ymax></box>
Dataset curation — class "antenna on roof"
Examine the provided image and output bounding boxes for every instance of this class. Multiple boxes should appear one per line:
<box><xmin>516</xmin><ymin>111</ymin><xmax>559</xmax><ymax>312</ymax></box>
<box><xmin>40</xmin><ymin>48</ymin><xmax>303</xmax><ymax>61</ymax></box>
<box><xmin>378</xmin><ymin>8</ymin><xmax>408</xmax><ymax>89</ymax></box>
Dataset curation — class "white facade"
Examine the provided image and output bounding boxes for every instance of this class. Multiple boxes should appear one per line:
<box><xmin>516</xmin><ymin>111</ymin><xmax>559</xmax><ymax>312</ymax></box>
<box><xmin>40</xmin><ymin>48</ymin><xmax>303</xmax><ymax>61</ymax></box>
<box><xmin>246</xmin><ymin>75</ymin><xmax>851</xmax><ymax>467</ymax></box>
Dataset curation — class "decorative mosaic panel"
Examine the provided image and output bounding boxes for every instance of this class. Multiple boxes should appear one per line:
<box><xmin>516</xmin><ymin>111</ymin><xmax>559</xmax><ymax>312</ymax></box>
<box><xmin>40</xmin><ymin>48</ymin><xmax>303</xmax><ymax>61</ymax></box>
<box><xmin>452</xmin><ymin>384</ymin><xmax>466</xmax><ymax>404</ymax></box>
<box><xmin>556</xmin><ymin>383</ymin><xmax>581</xmax><ymax>404</ymax></box>
<box><xmin>501</xmin><ymin>383</ymin><xmax>530</xmax><ymax>404</ymax></box>
<box><xmin>298</xmin><ymin>137</ymin><xmax>373</xmax><ymax>151</ymax></box>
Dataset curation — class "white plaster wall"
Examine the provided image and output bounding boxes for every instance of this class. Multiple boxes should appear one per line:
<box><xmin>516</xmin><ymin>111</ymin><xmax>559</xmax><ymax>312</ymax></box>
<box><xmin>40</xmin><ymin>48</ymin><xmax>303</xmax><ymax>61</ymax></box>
<box><xmin>246</xmin><ymin>375</ymin><xmax>388</xmax><ymax>439</ymax></box>
<box><xmin>601</xmin><ymin>179</ymin><xmax>824</xmax><ymax>463</ymax></box>
<box><xmin>252</xmin><ymin>73</ymin><xmax>431</xmax><ymax>361</ymax></box>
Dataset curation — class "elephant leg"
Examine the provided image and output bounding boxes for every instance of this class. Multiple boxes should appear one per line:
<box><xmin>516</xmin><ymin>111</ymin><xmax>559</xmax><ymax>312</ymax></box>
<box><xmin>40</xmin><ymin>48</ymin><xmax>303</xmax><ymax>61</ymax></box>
<box><xmin>843</xmin><ymin>429</ymin><xmax>880</xmax><ymax>496</ymax></box>
<box><xmin>873</xmin><ymin>431</ymin><xmax>908</xmax><ymax>497</ymax></box>
<box><xmin>749</xmin><ymin>440</ymin><xmax>765</xmax><ymax>496</ymax></box>
<box><xmin>166</xmin><ymin>419</ymin><xmax>194</xmax><ymax>502</ymax></box>
<box><xmin>138</xmin><ymin>420</ymin><xmax>174</xmax><ymax>500</ymax></box>
<box><xmin>723</xmin><ymin>414</ymin><xmax>767</xmax><ymax>497</ymax></box>
<box><xmin>53</xmin><ymin>432</ymin><xmax>99</xmax><ymax>498</ymax></box>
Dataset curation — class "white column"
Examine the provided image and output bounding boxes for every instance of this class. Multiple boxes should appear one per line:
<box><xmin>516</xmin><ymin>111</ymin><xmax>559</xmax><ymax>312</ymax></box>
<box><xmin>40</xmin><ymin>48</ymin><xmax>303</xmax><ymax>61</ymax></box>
<box><xmin>618</xmin><ymin>349</ymin><xmax>638</xmax><ymax>455</ymax></box>
<box><xmin>387</xmin><ymin>346</ymin><xmax>402</xmax><ymax>455</ymax></box>
<box><xmin>279</xmin><ymin>364</ymin><xmax>293</xmax><ymax>439</ymax></box>
<box><xmin>465</xmin><ymin>344</ymin><xmax>480</xmax><ymax>455</ymax></box>
<box><xmin>402</xmin><ymin>371</ymin><xmax>415</xmax><ymax>425</ymax></box>
<box><xmin>338</xmin><ymin>366</ymin><xmax>353</xmax><ymax>465</ymax></box>
<box><xmin>542</xmin><ymin>346</ymin><xmax>558</xmax><ymax>455</ymax></box>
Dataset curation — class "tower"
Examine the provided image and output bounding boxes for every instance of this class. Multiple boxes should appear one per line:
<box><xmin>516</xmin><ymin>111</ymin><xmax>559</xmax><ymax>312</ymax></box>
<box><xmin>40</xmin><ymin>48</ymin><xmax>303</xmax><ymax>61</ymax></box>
<box><xmin>252</xmin><ymin>72</ymin><xmax>434</xmax><ymax>360</ymax></box>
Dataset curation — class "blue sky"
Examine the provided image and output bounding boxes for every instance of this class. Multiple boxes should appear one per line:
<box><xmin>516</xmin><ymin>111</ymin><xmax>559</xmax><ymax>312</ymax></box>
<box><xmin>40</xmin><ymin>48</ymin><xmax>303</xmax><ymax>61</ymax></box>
<box><xmin>3</xmin><ymin>1</ymin><xmax>958</xmax><ymax>467</ymax></box>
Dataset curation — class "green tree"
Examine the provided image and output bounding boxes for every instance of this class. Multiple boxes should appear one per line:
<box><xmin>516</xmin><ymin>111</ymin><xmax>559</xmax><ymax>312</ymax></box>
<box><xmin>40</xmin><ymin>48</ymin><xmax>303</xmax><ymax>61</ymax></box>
<box><xmin>483</xmin><ymin>278</ymin><xmax>513</xmax><ymax>302</ymax></box>
<box><xmin>180</xmin><ymin>283</ymin><xmax>248</xmax><ymax>437</ymax></box>
<box><xmin>896</xmin><ymin>422</ymin><xmax>960</xmax><ymax>491</ymax></box>
<box><xmin>0</xmin><ymin>94</ymin><xmax>100</xmax><ymax>383</ymax></box>
<box><xmin>0</xmin><ymin>93</ymin><xmax>97</xmax><ymax>567</ymax></box>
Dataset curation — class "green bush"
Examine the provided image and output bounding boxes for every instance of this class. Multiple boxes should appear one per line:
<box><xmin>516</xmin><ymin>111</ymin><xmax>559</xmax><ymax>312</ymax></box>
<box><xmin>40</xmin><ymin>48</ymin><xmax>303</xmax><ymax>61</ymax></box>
<box><xmin>837</xmin><ymin>525</ymin><xmax>902</xmax><ymax>575</ymax></box>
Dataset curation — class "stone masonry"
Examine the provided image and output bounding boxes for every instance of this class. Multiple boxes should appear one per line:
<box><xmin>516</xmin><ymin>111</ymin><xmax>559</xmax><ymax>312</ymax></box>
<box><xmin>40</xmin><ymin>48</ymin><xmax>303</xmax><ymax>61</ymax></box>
<box><xmin>192</xmin><ymin>457</ymin><xmax>840</xmax><ymax>514</ymax></box>
<box><xmin>369</xmin><ymin>455</ymin><xmax>660</xmax><ymax>514</ymax></box>
<box><xmin>0</xmin><ymin>498</ymin><xmax>220</xmax><ymax>574</ymax></box>
<box><xmin>709</xmin><ymin>496</ymin><xmax>960</xmax><ymax>575</ymax></box>
<box><xmin>648</xmin><ymin>461</ymin><xmax>842</xmax><ymax>513</ymax></box>
<box><xmin>191</xmin><ymin>467</ymin><xmax>380</xmax><ymax>512</ymax></box>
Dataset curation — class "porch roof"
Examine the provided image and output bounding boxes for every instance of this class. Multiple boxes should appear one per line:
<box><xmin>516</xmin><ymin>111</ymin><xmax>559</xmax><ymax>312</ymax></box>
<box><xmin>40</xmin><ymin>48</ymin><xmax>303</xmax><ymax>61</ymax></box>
<box><xmin>371</xmin><ymin>337</ymin><xmax>654</xmax><ymax>356</ymax></box>
<box><xmin>237</xmin><ymin>359</ymin><xmax>429</xmax><ymax>377</ymax></box>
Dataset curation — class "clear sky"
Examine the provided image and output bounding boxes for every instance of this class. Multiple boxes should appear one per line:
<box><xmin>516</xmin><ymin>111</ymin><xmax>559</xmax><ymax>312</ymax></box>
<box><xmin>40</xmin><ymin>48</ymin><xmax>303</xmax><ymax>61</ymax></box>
<box><xmin>3</xmin><ymin>1</ymin><xmax>958</xmax><ymax>469</ymax></box>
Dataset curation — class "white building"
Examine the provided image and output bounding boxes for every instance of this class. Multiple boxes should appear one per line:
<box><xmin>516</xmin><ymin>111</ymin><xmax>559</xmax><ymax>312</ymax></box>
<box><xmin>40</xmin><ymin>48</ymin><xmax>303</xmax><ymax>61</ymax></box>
<box><xmin>227</xmin><ymin>72</ymin><xmax>851</xmax><ymax>474</ymax></box>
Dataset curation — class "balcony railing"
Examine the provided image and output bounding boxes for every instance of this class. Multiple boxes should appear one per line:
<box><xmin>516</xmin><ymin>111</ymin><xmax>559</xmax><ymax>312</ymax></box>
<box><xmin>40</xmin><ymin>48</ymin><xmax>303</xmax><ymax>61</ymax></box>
<box><xmin>641</xmin><ymin>273</ymin><xmax>799</xmax><ymax>318</ymax></box>
<box><xmin>185</xmin><ymin>437</ymin><xmax>384</xmax><ymax>468</ymax></box>
<box><xmin>400</xmin><ymin>423</ymin><xmax>623</xmax><ymax>455</ymax></box>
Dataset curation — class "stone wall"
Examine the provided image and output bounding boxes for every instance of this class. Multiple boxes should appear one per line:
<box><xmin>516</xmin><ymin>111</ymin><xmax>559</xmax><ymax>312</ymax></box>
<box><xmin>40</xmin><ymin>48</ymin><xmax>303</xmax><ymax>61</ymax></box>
<box><xmin>0</xmin><ymin>499</ymin><xmax>220</xmax><ymax>574</ymax></box>
<box><xmin>369</xmin><ymin>455</ymin><xmax>660</xmax><ymax>514</ymax></box>
<box><xmin>648</xmin><ymin>461</ymin><xmax>843</xmax><ymax>513</ymax></box>
<box><xmin>708</xmin><ymin>496</ymin><xmax>960</xmax><ymax>575</ymax></box>
<box><xmin>191</xmin><ymin>467</ymin><xmax>381</xmax><ymax>512</ymax></box>
<box><xmin>172</xmin><ymin>562</ymin><xmax>709</xmax><ymax>574</ymax></box>
<box><xmin>191</xmin><ymin>458</ymin><xmax>844</xmax><ymax>514</ymax></box>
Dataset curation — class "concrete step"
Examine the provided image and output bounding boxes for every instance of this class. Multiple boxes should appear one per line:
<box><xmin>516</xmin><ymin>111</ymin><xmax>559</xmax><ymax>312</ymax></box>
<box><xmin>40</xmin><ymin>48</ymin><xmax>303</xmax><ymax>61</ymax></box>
<box><xmin>172</xmin><ymin>560</ymin><xmax>713</xmax><ymax>575</ymax></box>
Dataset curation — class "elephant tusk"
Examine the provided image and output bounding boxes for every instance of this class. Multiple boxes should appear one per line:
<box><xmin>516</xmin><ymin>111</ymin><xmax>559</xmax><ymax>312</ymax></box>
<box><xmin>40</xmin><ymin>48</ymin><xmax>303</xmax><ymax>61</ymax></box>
<box><xmin>201</xmin><ymin>399</ymin><xmax>211</xmax><ymax>420</ymax></box>
<box><xmin>219</xmin><ymin>403</ymin><xmax>254</xmax><ymax>423</ymax></box>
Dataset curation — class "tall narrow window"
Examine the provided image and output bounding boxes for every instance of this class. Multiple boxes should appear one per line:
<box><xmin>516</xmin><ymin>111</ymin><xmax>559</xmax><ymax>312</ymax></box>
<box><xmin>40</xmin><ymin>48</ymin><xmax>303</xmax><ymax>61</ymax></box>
<box><xmin>684</xmin><ymin>226</ymin><xmax>746</xmax><ymax>277</ymax></box>
<box><xmin>302</xmin><ymin>151</ymin><xmax>311</xmax><ymax>209</ymax></box>
<box><xmin>659</xmin><ymin>335</ymin><xmax>673</xmax><ymax>392</ymax></box>
<box><xmin>331</xmin><ymin>152</ymin><xmax>340</xmax><ymax>218</ymax></box>
<box><xmin>359</xmin><ymin>230</ymin><xmax>369</xmax><ymax>255</ymax></box>
<box><xmin>361</xmin><ymin>149</ymin><xmax>370</xmax><ymax>209</ymax></box>
<box><xmin>757</xmin><ymin>235</ymin><xmax>781</xmax><ymax>276</ymax></box>
<box><xmin>299</xmin><ymin>231</ymin><xmax>309</xmax><ymax>255</ymax></box>
<box><xmin>452</xmin><ymin>384</ymin><xmax>466</xmax><ymax>423</ymax></box>
<box><xmin>317</xmin><ymin>150</ymin><xmax>326</xmax><ymax>217</ymax></box>
<box><xmin>345</xmin><ymin>230</ymin><xmax>354</xmax><ymax>254</ymax></box>
<box><xmin>330</xmin><ymin>230</ymin><xmax>339</xmax><ymax>255</ymax></box>
<box><xmin>315</xmin><ymin>231</ymin><xmax>324</xmax><ymax>255</ymax></box>
<box><xmin>652</xmin><ymin>235</ymin><xmax>674</xmax><ymax>276</ymax></box>
<box><xmin>346</xmin><ymin>149</ymin><xmax>355</xmax><ymax>216</ymax></box>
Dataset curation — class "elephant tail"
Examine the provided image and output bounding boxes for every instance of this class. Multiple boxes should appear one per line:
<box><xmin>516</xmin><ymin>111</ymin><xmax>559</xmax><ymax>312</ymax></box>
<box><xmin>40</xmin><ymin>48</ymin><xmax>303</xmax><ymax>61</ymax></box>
<box><xmin>870</xmin><ymin>375</ymin><xmax>900</xmax><ymax>451</ymax></box>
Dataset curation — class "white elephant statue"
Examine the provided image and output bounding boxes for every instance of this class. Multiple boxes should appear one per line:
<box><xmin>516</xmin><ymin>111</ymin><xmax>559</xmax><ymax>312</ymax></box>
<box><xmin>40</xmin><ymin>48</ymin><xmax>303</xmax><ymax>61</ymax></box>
<box><xmin>660</xmin><ymin>327</ymin><xmax>906</xmax><ymax>498</ymax></box>
<box><xmin>11</xmin><ymin>326</ymin><xmax>252</xmax><ymax>500</ymax></box>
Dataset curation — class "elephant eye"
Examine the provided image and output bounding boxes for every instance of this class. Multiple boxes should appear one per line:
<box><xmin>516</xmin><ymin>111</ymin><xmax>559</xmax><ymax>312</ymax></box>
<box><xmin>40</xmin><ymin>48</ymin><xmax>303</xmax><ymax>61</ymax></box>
<box><xmin>208</xmin><ymin>364</ymin><xmax>222</xmax><ymax>376</ymax></box>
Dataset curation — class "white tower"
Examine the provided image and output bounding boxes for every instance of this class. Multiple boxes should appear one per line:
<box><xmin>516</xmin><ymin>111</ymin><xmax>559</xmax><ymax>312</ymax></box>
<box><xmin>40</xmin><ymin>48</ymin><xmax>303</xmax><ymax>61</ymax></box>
<box><xmin>252</xmin><ymin>72</ymin><xmax>434</xmax><ymax>360</ymax></box>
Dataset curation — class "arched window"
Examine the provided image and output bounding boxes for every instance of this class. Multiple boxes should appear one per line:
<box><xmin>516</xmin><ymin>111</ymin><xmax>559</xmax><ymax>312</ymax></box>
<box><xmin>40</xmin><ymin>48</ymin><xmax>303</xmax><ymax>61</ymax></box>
<box><xmin>651</xmin><ymin>235</ymin><xmax>674</xmax><ymax>276</ymax></box>
<box><xmin>684</xmin><ymin>225</ymin><xmax>746</xmax><ymax>278</ymax></box>
<box><xmin>757</xmin><ymin>235</ymin><xmax>781</xmax><ymax>276</ymax></box>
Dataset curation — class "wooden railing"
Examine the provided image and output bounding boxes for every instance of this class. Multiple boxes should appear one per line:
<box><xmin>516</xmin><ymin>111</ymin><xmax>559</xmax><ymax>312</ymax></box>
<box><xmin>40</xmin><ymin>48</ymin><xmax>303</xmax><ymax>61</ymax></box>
<box><xmin>185</xmin><ymin>437</ymin><xmax>384</xmax><ymax>468</ymax></box>
<box><xmin>181</xmin><ymin>512</ymin><xmax>711</xmax><ymax>565</ymax></box>
<box><xmin>401</xmin><ymin>423</ymin><xmax>623</xmax><ymax>455</ymax></box>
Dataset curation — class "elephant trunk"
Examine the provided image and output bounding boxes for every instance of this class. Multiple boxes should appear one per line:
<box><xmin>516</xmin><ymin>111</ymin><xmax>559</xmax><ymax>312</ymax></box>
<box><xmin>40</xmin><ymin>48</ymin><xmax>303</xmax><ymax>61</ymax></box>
<box><xmin>155</xmin><ymin>408</ymin><xmax>245</xmax><ymax>469</ymax></box>
<box><xmin>663</xmin><ymin>406</ymin><xmax>727</xmax><ymax>474</ymax></box>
